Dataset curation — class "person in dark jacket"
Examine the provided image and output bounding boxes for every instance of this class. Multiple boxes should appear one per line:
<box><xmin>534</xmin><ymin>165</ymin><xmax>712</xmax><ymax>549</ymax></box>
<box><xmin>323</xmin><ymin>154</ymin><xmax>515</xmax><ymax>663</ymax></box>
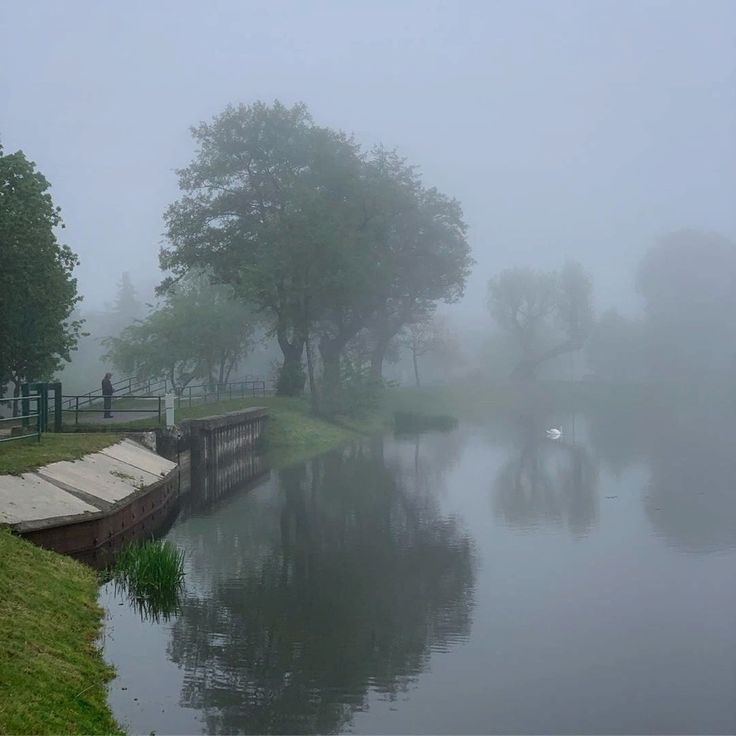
<box><xmin>102</xmin><ymin>372</ymin><xmax>114</xmax><ymax>418</ymax></box>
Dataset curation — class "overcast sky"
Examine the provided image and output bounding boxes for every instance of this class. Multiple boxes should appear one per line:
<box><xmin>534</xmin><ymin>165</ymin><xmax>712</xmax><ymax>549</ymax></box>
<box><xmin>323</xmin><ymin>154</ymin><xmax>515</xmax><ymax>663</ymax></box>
<box><xmin>1</xmin><ymin>0</ymin><xmax>734</xmax><ymax>318</ymax></box>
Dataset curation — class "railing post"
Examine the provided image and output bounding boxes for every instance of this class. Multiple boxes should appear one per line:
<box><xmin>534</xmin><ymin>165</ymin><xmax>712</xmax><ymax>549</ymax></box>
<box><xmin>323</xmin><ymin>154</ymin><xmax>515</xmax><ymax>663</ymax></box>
<box><xmin>165</xmin><ymin>394</ymin><xmax>175</xmax><ymax>428</ymax></box>
<box><xmin>75</xmin><ymin>396</ymin><xmax>79</xmax><ymax>427</ymax></box>
<box><xmin>21</xmin><ymin>383</ymin><xmax>30</xmax><ymax>427</ymax></box>
<box><xmin>53</xmin><ymin>382</ymin><xmax>62</xmax><ymax>432</ymax></box>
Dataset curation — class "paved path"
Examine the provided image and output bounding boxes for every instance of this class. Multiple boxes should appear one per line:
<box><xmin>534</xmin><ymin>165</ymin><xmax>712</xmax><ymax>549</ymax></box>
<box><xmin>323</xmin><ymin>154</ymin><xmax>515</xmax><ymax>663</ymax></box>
<box><xmin>0</xmin><ymin>439</ymin><xmax>176</xmax><ymax>526</ymax></box>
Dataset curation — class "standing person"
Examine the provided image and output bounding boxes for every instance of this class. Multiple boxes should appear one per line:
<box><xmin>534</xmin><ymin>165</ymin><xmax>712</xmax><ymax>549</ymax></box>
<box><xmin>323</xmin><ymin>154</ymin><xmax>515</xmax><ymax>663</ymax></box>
<box><xmin>102</xmin><ymin>372</ymin><xmax>114</xmax><ymax>418</ymax></box>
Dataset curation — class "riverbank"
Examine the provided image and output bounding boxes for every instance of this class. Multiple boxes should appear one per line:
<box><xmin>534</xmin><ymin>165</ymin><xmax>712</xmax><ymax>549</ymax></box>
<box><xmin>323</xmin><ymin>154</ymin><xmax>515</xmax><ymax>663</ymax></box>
<box><xmin>0</xmin><ymin>381</ymin><xmax>640</xmax><ymax>735</ymax></box>
<box><xmin>0</xmin><ymin>529</ymin><xmax>121</xmax><ymax>735</ymax></box>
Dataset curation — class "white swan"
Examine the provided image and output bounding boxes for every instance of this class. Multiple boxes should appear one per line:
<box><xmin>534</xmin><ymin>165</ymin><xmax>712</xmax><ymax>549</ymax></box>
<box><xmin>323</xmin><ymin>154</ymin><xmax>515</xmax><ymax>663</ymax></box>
<box><xmin>546</xmin><ymin>427</ymin><xmax>562</xmax><ymax>440</ymax></box>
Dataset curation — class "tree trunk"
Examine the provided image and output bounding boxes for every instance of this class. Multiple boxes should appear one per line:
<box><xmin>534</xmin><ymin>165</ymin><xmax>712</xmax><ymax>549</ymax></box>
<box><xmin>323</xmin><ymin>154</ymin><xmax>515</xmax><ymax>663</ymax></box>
<box><xmin>304</xmin><ymin>331</ymin><xmax>320</xmax><ymax>414</ymax></box>
<box><xmin>511</xmin><ymin>340</ymin><xmax>582</xmax><ymax>381</ymax></box>
<box><xmin>412</xmin><ymin>348</ymin><xmax>421</xmax><ymax>388</ymax></box>
<box><xmin>276</xmin><ymin>325</ymin><xmax>306</xmax><ymax>396</ymax></box>
<box><xmin>369</xmin><ymin>336</ymin><xmax>391</xmax><ymax>382</ymax></box>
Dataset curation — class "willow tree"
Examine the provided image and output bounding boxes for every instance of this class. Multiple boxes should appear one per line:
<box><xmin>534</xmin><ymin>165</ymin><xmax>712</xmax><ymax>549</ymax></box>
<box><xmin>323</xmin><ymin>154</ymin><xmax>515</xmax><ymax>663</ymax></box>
<box><xmin>487</xmin><ymin>261</ymin><xmax>592</xmax><ymax>380</ymax></box>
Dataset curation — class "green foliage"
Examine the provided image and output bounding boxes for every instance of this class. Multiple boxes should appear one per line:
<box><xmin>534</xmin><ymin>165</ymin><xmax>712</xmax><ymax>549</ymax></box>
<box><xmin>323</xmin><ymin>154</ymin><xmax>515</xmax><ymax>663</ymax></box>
<box><xmin>105</xmin><ymin>273</ymin><xmax>256</xmax><ymax>392</ymax></box>
<box><xmin>0</xmin><ymin>145</ymin><xmax>83</xmax><ymax>391</ymax></box>
<box><xmin>162</xmin><ymin>101</ymin><xmax>472</xmax><ymax>404</ymax></box>
<box><xmin>0</xmin><ymin>529</ymin><xmax>122</xmax><ymax>735</ymax></box>
<box><xmin>111</xmin><ymin>539</ymin><xmax>185</xmax><ymax>622</ymax></box>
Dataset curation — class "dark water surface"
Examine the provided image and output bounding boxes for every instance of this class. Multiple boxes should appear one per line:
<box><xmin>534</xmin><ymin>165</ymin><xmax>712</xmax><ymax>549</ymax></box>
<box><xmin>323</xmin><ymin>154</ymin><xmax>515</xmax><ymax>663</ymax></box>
<box><xmin>102</xmin><ymin>411</ymin><xmax>736</xmax><ymax>734</ymax></box>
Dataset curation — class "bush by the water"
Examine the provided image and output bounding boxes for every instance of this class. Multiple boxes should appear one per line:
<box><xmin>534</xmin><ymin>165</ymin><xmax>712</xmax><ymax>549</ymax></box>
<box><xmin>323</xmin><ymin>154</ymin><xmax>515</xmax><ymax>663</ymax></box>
<box><xmin>393</xmin><ymin>411</ymin><xmax>458</xmax><ymax>433</ymax></box>
<box><xmin>111</xmin><ymin>539</ymin><xmax>185</xmax><ymax>620</ymax></box>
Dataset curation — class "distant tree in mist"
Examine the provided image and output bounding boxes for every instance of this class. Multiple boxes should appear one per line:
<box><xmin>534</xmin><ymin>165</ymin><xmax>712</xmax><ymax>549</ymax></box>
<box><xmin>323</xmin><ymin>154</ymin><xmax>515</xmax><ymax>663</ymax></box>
<box><xmin>487</xmin><ymin>261</ymin><xmax>592</xmax><ymax>380</ymax></box>
<box><xmin>400</xmin><ymin>315</ymin><xmax>456</xmax><ymax>388</ymax></box>
<box><xmin>108</xmin><ymin>271</ymin><xmax>144</xmax><ymax>335</ymax></box>
<box><xmin>104</xmin><ymin>275</ymin><xmax>255</xmax><ymax>393</ymax></box>
<box><xmin>585</xmin><ymin>310</ymin><xmax>647</xmax><ymax>383</ymax></box>
<box><xmin>637</xmin><ymin>229</ymin><xmax>736</xmax><ymax>388</ymax></box>
<box><xmin>0</xmin><ymin>145</ymin><xmax>83</xmax><ymax>408</ymax></box>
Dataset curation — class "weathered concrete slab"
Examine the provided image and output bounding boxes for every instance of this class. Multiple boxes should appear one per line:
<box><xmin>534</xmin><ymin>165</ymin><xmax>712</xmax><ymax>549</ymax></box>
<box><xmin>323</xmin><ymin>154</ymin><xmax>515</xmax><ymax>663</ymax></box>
<box><xmin>37</xmin><ymin>453</ymin><xmax>161</xmax><ymax>505</ymax></box>
<box><xmin>99</xmin><ymin>439</ymin><xmax>176</xmax><ymax>477</ymax></box>
<box><xmin>0</xmin><ymin>473</ymin><xmax>98</xmax><ymax>524</ymax></box>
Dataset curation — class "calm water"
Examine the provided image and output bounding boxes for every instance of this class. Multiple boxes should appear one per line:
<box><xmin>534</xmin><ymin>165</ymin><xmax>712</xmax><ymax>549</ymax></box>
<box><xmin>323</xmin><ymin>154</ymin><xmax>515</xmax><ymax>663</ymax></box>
<box><xmin>102</xmin><ymin>408</ymin><xmax>736</xmax><ymax>734</ymax></box>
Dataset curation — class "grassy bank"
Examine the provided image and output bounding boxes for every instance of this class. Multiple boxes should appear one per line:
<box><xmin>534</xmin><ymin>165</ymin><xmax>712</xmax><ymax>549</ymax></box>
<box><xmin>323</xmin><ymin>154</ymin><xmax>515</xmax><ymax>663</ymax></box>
<box><xmin>173</xmin><ymin>395</ymin><xmax>381</xmax><ymax>467</ymax></box>
<box><xmin>0</xmin><ymin>433</ymin><xmax>122</xmax><ymax>476</ymax></box>
<box><xmin>0</xmin><ymin>530</ymin><xmax>121</xmax><ymax>735</ymax></box>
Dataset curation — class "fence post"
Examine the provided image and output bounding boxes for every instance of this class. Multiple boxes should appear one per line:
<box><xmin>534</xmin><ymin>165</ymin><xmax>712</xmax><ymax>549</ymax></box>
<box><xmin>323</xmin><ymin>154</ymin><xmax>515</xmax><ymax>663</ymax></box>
<box><xmin>165</xmin><ymin>394</ymin><xmax>175</xmax><ymax>428</ymax></box>
<box><xmin>75</xmin><ymin>396</ymin><xmax>79</xmax><ymax>427</ymax></box>
<box><xmin>53</xmin><ymin>383</ymin><xmax>62</xmax><ymax>432</ymax></box>
<box><xmin>36</xmin><ymin>395</ymin><xmax>41</xmax><ymax>442</ymax></box>
<box><xmin>21</xmin><ymin>383</ymin><xmax>30</xmax><ymax>427</ymax></box>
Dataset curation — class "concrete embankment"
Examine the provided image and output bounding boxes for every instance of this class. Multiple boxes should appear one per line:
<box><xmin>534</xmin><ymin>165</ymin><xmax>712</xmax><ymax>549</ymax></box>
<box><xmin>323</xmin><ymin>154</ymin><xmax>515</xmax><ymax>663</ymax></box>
<box><xmin>0</xmin><ymin>438</ymin><xmax>178</xmax><ymax>561</ymax></box>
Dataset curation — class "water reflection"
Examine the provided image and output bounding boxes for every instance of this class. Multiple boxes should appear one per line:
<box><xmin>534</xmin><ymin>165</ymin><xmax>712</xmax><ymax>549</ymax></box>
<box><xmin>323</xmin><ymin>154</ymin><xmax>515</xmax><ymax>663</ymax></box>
<box><xmin>493</xmin><ymin>413</ymin><xmax>598</xmax><ymax>536</ymax></box>
<box><xmin>643</xmin><ymin>409</ymin><xmax>736</xmax><ymax>553</ymax></box>
<box><xmin>166</xmin><ymin>438</ymin><xmax>476</xmax><ymax>734</ymax></box>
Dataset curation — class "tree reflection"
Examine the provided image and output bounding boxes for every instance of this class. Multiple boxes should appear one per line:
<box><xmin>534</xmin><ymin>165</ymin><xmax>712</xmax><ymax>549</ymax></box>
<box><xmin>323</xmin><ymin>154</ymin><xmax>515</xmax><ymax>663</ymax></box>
<box><xmin>644</xmin><ymin>407</ymin><xmax>736</xmax><ymax>553</ymax></box>
<box><xmin>493</xmin><ymin>413</ymin><xmax>598</xmax><ymax>536</ymax></box>
<box><xmin>583</xmin><ymin>393</ymin><xmax>736</xmax><ymax>554</ymax></box>
<box><xmin>167</xmin><ymin>438</ymin><xmax>476</xmax><ymax>734</ymax></box>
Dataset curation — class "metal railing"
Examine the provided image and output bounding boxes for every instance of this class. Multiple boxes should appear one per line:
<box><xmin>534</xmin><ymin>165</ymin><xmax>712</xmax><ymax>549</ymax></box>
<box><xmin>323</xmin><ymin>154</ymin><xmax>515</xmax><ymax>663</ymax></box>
<box><xmin>62</xmin><ymin>376</ymin><xmax>169</xmax><ymax>410</ymax></box>
<box><xmin>61</xmin><ymin>394</ymin><xmax>164</xmax><ymax>427</ymax></box>
<box><xmin>175</xmin><ymin>379</ymin><xmax>270</xmax><ymax>408</ymax></box>
<box><xmin>0</xmin><ymin>394</ymin><xmax>42</xmax><ymax>444</ymax></box>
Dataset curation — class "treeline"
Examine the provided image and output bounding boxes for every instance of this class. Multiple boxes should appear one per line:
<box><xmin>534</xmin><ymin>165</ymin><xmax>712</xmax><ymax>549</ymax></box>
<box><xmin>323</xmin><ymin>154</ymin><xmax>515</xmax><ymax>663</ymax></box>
<box><xmin>485</xmin><ymin>229</ymin><xmax>736</xmax><ymax>393</ymax></box>
<box><xmin>160</xmin><ymin>101</ymin><xmax>473</xmax><ymax>413</ymax></box>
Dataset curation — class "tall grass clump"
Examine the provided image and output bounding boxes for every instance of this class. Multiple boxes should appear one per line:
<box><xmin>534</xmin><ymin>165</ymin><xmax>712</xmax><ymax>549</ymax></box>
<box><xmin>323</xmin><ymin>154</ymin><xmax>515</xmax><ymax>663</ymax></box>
<box><xmin>111</xmin><ymin>539</ymin><xmax>185</xmax><ymax>621</ymax></box>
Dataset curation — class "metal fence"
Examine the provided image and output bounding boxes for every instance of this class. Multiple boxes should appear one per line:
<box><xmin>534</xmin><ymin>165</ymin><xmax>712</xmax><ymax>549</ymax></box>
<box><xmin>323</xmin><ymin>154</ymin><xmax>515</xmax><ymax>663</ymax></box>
<box><xmin>175</xmin><ymin>379</ymin><xmax>270</xmax><ymax>408</ymax></box>
<box><xmin>0</xmin><ymin>394</ymin><xmax>42</xmax><ymax>444</ymax></box>
<box><xmin>61</xmin><ymin>394</ymin><xmax>164</xmax><ymax>427</ymax></box>
<box><xmin>62</xmin><ymin>376</ymin><xmax>169</xmax><ymax>410</ymax></box>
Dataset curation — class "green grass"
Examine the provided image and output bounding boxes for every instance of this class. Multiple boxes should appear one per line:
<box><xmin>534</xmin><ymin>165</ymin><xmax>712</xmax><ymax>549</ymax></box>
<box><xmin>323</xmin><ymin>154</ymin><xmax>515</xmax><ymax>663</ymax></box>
<box><xmin>111</xmin><ymin>539</ymin><xmax>185</xmax><ymax>622</ymax></box>
<box><xmin>170</xmin><ymin>395</ymin><xmax>377</xmax><ymax>467</ymax></box>
<box><xmin>0</xmin><ymin>529</ymin><xmax>122</xmax><ymax>735</ymax></box>
<box><xmin>393</xmin><ymin>410</ymin><xmax>458</xmax><ymax>433</ymax></box>
<box><xmin>0</xmin><ymin>433</ymin><xmax>123</xmax><ymax>475</ymax></box>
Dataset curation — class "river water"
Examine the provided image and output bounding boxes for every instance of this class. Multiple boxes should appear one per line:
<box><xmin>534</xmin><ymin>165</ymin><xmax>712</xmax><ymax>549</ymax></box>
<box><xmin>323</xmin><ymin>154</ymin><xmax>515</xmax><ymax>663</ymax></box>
<box><xmin>101</xmin><ymin>407</ymin><xmax>736</xmax><ymax>734</ymax></box>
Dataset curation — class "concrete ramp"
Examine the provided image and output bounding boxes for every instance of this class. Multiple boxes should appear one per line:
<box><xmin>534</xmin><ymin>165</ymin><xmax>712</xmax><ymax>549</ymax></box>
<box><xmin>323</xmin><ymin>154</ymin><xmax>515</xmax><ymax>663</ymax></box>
<box><xmin>99</xmin><ymin>439</ymin><xmax>175</xmax><ymax>477</ymax></box>
<box><xmin>0</xmin><ymin>473</ymin><xmax>98</xmax><ymax>525</ymax></box>
<box><xmin>2</xmin><ymin>438</ymin><xmax>178</xmax><ymax>523</ymax></box>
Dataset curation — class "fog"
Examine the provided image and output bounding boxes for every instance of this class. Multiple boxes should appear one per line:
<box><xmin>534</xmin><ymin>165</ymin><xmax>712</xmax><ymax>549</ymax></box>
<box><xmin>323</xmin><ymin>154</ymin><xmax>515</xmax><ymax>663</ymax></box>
<box><xmin>2</xmin><ymin>0</ymin><xmax>734</xmax><ymax>317</ymax></box>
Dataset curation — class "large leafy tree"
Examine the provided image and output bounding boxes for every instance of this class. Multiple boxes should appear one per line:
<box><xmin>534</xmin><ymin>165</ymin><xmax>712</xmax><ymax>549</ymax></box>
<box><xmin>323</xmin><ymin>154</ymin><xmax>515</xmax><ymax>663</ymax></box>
<box><xmin>487</xmin><ymin>261</ymin><xmax>592</xmax><ymax>379</ymax></box>
<box><xmin>0</xmin><ymin>145</ymin><xmax>82</xmax><ymax>406</ymax></box>
<box><xmin>104</xmin><ymin>275</ymin><xmax>256</xmax><ymax>393</ymax></box>
<box><xmin>359</xmin><ymin>149</ymin><xmax>472</xmax><ymax>381</ymax></box>
<box><xmin>161</xmin><ymin>101</ymin><xmax>363</xmax><ymax>397</ymax></box>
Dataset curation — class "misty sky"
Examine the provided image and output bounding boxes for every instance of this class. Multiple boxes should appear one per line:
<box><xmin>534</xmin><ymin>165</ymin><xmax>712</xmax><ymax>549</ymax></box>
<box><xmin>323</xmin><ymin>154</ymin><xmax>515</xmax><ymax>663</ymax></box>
<box><xmin>1</xmin><ymin>0</ymin><xmax>734</xmax><ymax>320</ymax></box>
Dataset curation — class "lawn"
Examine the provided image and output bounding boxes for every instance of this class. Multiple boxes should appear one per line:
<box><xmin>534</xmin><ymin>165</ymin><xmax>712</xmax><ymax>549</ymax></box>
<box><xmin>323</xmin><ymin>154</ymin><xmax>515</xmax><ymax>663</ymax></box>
<box><xmin>0</xmin><ymin>433</ymin><xmax>122</xmax><ymax>475</ymax></box>
<box><xmin>0</xmin><ymin>529</ymin><xmax>121</xmax><ymax>735</ymax></box>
